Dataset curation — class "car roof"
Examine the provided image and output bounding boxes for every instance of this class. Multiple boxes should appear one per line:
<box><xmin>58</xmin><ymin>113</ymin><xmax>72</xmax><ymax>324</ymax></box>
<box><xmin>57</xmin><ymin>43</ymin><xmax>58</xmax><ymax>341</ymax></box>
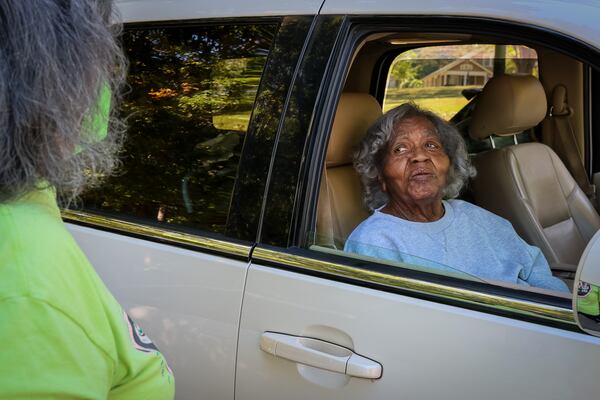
<box><xmin>116</xmin><ymin>0</ymin><xmax>324</xmax><ymax>22</ymax></box>
<box><xmin>321</xmin><ymin>0</ymin><xmax>600</xmax><ymax>51</ymax></box>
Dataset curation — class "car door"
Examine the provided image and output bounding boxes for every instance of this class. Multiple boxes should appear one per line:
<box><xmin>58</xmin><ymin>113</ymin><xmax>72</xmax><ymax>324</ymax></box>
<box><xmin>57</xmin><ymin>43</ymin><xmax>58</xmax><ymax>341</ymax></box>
<box><xmin>65</xmin><ymin>5</ymin><xmax>323</xmax><ymax>399</ymax></box>
<box><xmin>235</xmin><ymin>10</ymin><xmax>600</xmax><ymax>400</ymax></box>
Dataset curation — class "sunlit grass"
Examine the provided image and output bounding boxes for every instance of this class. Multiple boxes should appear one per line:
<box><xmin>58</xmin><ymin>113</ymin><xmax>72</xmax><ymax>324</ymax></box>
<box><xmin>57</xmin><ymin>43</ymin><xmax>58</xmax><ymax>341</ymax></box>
<box><xmin>383</xmin><ymin>86</ymin><xmax>478</xmax><ymax>120</ymax></box>
<box><xmin>212</xmin><ymin>112</ymin><xmax>251</xmax><ymax>131</ymax></box>
<box><xmin>213</xmin><ymin>86</ymin><xmax>477</xmax><ymax>130</ymax></box>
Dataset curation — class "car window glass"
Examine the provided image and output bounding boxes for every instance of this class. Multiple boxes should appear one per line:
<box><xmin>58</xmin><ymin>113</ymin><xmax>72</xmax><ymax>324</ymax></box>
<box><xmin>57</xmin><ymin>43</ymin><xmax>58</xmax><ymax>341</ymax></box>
<box><xmin>77</xmin><ymin>23</ymin><xmax>278</xmax><ymax>234</ymax></box>
<box><xmin>383</xmin><ymin>44</ymin><xmax>538</xmax><ymax>120</ymax></box>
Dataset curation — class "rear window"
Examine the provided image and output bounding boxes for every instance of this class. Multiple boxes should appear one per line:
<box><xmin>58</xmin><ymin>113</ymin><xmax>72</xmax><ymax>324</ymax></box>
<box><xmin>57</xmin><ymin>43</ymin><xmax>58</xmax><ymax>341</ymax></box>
<box><xmin>383</xmin><ymin>44</ymin><xmax>538</xmax><ymax>120</ymax></box>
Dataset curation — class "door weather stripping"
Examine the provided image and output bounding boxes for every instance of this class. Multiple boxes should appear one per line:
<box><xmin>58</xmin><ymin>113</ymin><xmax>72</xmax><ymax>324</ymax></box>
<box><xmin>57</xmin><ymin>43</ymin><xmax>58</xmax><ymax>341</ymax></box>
<box><xmin>260</xmin><ymin>331</ymin><xmax>382</xmax><ymax>379</ymax></box>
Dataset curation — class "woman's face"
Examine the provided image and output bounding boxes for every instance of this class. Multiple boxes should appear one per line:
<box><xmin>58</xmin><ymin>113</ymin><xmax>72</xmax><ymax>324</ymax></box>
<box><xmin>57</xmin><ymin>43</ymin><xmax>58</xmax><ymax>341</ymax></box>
<box><xmin>381</xmin><ymin>116</ymin><xmax>450</xmax><ymax>206</ymax></box>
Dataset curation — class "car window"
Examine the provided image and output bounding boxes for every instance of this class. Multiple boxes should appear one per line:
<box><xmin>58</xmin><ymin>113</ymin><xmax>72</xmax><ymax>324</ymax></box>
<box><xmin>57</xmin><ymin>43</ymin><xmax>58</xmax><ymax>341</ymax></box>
<box><xmin>310</xmin><ymin>38</ymin><xmax>572</xmax><ymax>296</ymax></box>
<box><xmin>383</xmin><ymin>44</ymin><xmax>538</xmax><ymax>120</ymax></box>
<box><xmin>77</xmin><ymin>23</ymin><xmax>278</xmax><ymax>234</ymax></box>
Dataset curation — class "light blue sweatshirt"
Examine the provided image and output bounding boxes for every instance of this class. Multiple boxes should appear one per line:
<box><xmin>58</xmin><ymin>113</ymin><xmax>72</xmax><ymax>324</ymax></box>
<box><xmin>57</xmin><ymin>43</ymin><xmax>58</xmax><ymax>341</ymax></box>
<box><xmin>344</xmin><ymin>199</ymin><xmax>569</xmax><ymax>293</ymax></box>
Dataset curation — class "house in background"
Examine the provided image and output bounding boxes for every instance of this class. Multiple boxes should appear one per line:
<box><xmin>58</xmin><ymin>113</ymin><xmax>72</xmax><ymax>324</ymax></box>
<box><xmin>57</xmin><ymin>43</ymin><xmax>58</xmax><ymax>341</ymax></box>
<box><xmin>422</xmin><ymin>58</ymin><xmax>492</xmax><ymax>87</ymax></box>
<box><xmin>389</xmin><ymin>44</ymin><xmax>538</xmax><ymax>89</ymax></box>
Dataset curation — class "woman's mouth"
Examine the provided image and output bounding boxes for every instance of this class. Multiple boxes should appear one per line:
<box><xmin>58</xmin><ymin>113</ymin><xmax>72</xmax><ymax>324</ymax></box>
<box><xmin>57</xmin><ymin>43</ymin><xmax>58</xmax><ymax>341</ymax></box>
<box><xmin>410</xmin><ymin>168</ymin><xmax>434</xmax><ymax>180</ymax></box>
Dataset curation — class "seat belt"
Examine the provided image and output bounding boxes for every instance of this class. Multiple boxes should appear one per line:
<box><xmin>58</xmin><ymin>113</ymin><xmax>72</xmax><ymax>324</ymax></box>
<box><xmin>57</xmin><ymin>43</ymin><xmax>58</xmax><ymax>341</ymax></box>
<box><xmin>549</xmin><ymin>84</ymin><xmax>596</xmax><ymax>200</ymax></box>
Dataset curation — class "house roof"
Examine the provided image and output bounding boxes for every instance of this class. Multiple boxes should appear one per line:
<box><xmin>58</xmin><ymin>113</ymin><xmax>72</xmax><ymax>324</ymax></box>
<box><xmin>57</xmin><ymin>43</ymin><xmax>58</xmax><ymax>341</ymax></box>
<box><xmin>422</xmin><ymin>58</ymin><xmax>492</xmax><ymax>80</ymax></box>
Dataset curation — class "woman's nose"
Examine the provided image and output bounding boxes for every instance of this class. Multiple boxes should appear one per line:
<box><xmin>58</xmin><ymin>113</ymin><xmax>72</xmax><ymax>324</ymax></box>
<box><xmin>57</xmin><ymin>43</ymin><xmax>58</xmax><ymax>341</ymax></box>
<box><xmin>410</xmin><ymin>146</ymin><xmax>430</xmax><ymax>162</ymax></box>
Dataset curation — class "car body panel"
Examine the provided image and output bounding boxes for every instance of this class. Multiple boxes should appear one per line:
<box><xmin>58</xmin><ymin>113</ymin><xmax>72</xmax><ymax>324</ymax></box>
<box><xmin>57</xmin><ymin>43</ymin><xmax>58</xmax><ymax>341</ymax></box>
<box><xmin>321</xmin><ymin>0</ymin><xmax>600</xmax><ymax>50</ymax></box>
<box><xmin>116</xmin><ymin>0</ymin><xmax>324</xmax><ymax>22</ymax></box>
<box><xmin>236</xmin><ymin>264</ymin><xmax>600</xmax><ymax>399</ymax></box>
<box><xmin>67</xmin><ymin>223</ymin><xmax>249</xmax><ymax>400</ymax></box>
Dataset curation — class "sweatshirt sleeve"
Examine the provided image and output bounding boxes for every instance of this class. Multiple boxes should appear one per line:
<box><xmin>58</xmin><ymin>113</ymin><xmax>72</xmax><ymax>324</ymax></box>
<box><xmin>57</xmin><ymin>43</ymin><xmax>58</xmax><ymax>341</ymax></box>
<box><xmin>518</xmin><ymin>243</ymin><xmax>570</xmax><ymax>293</ymax></box>
<box><xmin>0</xmin><ymin>296</ymin><xmax>114</xmax><ymax>399</ymax></box>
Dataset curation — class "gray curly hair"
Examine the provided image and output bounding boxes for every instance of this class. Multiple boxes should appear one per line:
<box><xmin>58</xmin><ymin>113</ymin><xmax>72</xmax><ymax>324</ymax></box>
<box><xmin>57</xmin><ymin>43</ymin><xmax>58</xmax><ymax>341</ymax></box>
<box><xmin>355</xmin><ymin>102</ymin><xmax>476</xmax><ymax>211</ymax></box>
<box><xmin>0</xmin><ymin>0</ymin><xmax>127</xmax><ymax>202</ymax></box>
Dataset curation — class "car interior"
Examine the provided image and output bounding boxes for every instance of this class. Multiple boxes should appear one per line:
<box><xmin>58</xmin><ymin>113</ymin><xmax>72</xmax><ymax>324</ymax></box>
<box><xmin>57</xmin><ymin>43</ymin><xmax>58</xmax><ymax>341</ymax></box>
<box><xmin>313</xmin><ymin>31</ymin><xmax>600</xmax><ymax>293</ymax></box>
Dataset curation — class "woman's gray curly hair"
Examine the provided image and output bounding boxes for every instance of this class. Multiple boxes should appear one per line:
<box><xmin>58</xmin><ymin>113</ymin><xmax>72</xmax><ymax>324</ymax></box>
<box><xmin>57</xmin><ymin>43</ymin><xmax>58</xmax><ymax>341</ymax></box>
<box><xmin>355</xmin><ymin>102</ymin><xmax>476</xmax><ymax>211</ymax></box>
<box><xmin>0</xmin><ymin>0</ymin><xmax>127</xmax><ymax>202</ymax></box>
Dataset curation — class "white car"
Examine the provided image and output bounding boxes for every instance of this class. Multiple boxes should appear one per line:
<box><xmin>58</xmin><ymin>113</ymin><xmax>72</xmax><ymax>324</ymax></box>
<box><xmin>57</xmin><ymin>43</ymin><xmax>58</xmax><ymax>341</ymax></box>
<box><xmin>65</xmin><ymin>1</ymin><xmax>600</xmax><ymax>398</ymax></box>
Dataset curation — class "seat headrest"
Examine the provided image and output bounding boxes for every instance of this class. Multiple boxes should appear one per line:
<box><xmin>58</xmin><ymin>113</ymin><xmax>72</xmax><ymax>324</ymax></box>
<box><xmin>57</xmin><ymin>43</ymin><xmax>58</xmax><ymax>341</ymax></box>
<box><xmin>327</xmin><ymin>92</ymin><xmax>382</xmax><ymax>167</ymax></box>
<box><xmin>469</xmin><ymin>75</ymin><xmax>547</xmax><ymax>140</ymax></box>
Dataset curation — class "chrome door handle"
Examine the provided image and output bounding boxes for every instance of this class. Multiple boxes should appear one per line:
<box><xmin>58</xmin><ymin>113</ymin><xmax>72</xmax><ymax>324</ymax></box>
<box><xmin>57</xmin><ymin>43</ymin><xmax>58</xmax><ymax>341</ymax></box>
<box><xmin>260</xmin><ymin>331</ymin><xmax>382</xmax><ymax>379</ymax></box>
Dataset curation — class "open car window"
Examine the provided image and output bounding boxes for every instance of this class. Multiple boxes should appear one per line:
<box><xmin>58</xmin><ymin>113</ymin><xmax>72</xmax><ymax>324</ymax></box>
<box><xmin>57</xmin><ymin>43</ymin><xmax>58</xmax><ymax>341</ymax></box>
<box><xmin>310</xmin><ymin>36</ymin><xmax>576</xmax><ymax>297</ymax></box>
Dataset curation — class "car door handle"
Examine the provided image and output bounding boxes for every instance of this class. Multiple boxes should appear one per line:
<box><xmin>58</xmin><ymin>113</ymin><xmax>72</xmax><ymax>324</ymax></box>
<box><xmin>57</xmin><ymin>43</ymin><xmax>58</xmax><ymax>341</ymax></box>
<box><xmin>260</xmin><ymin>331</ymin><xmax>382</xmax><ymax>379</ymax></box>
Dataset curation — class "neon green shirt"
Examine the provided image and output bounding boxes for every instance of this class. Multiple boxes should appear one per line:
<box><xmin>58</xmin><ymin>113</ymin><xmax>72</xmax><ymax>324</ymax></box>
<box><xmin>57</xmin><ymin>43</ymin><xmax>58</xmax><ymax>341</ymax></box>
<box><xmin>577</xmin><ymin>283</ymin><xmax>600</xmax><ymax>317</ymax></box>
<box><xmin>0</xmin><ymin>187</ymin><xmax>175</xmax><ymax>399</ymax></box>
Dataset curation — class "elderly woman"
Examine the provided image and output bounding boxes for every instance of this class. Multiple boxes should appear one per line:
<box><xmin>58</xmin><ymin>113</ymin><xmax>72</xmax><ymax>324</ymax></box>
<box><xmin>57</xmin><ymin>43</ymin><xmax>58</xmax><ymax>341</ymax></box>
<box><xmin>345</xmin><ymin>103</ymin><xmax>569</xmax><ymax>292</ymax></box>
<box><xmin>0</xmin><ymin>1</ymin><xmax>173</xmax><ymax>398</ymax></box>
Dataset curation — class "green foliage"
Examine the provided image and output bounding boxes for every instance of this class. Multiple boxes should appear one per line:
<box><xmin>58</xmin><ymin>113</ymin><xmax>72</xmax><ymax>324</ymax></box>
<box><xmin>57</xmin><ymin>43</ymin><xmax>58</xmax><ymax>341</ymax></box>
<box><xmin>384</xmin><ymin>86</ymin><xmax>474</xmax><ymax>120</ymax></box>
<box><xmin>80</xmin><ymin>24</ymin><xmax>277</xmax><ymax>233</ymax></box>
<box><xmin>389</xmin><ymin>60</ymin><xmax>423</xmax><ymax>88</ymax></box>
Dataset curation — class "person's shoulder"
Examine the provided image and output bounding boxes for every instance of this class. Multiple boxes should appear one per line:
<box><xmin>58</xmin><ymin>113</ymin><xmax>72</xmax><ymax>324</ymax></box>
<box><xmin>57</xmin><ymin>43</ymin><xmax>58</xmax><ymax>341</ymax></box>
<box><xmin>0</xmin><ymin>189</ymin><xmax>85</xmax><ymax>296</ymax></box>
<box><xmin>449</xmin><ymin>199</ymin><xmax>507</xmax><ymax>222</ymax></box>
<box><xmin>1</xmin><ymin>191</ymin><xmax>72</xmax><ymax>252</ymax></box>
<box><xmin>346</xmin><ymin>211</ymin><xmax>399</xmax><ymax>245</ymax></box>
<box><xmin>448</xmin><ymin>199</ymin><xmax>516</xmax><ymax>232</ymax></box>
<box><xmin>349</xmin><ymin>211</ymin><xmax>396</xmax><ymax>234</ymax></box>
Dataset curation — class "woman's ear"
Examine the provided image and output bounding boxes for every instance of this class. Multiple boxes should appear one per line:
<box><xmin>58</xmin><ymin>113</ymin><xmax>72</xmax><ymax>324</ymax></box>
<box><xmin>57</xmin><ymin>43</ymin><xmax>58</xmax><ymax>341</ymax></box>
<box><xmin>379</xmin><ymin>177</ymin><xmax>387</xmax><ymax>193</ymax></box>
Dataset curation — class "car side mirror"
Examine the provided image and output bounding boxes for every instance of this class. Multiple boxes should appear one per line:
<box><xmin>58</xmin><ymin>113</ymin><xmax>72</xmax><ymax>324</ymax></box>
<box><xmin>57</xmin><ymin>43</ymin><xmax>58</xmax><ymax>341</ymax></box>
<box><xmin>573</xmin><ymin>230</ymin><xmax>600</xmax><ymax>336</ymax></box>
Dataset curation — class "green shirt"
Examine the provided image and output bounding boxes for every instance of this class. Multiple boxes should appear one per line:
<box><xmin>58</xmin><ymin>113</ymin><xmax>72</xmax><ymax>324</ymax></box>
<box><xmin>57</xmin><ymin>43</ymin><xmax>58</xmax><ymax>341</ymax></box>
<box><xmin>577</xmin><ymin>283</ymin><xmax>600</xmax><ymax>317</ymax></box>
<box><xmin>0</xmin><ymin>187</ymin><xmax>175</xmax><ymax>399</ymax></box>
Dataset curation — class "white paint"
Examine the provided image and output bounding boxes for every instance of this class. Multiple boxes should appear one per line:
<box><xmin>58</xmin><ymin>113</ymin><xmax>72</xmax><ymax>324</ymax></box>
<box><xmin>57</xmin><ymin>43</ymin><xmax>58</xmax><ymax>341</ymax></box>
<box><xmin>116</xmin><ymin>0</ymin><xmax>324</xmax><ymax>22</ymax></box>
<box><xmin>67</xmin><ymin>223</ymin><xmax>249</xmax><ymax>400</ymax></box>
<box><xmin>236</xmin><ymin>265</ymin><xmax>600</xmax><ymax>399</ymax></box>
<box><xmin>320</xmin><ymin>0</ymin><xmax>600</xmax><ymax>50</ymax></box>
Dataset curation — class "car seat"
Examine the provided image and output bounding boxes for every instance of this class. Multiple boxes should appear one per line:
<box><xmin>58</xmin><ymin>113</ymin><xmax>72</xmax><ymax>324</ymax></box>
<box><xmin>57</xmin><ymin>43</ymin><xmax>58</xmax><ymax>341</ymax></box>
<box><xmin>315</xmin><ymin>92</ymin><xmax>382</xmax><ymax>248</ymax></box>
<box><xmin>469</xmin><ymin>74</ymin><xmax>600</xmax><ymax>274</ymax></box>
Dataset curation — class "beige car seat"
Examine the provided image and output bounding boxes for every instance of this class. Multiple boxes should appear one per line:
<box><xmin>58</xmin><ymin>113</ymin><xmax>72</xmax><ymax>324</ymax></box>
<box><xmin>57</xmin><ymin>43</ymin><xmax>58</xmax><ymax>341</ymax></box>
<box><xmin>469</xmin><ymin>75</ymin><xmax>600</xmax><ymax>273</ymax></box>
<box><xmin>315</xmin><ymin>92</ymin><xmax>382</xmax><ymax>248</ymax></box>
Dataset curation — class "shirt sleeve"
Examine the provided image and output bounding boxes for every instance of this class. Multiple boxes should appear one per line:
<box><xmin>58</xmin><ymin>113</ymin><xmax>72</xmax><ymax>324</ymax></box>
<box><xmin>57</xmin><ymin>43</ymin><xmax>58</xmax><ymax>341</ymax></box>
<box><xmin>0</xmin><ymin>296</ymin><xmax>114</xmax><ymax>399</ymax></box>
<box><xmin>518</xmin><ymin>242</ymin><xmax>570</xmax><ymax>293</ymax></box>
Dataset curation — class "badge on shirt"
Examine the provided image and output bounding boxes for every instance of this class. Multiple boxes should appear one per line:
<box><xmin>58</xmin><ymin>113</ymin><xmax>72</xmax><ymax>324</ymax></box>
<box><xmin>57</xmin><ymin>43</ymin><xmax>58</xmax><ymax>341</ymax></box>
<box><xmin>123</xmin><ymin>311</ymin><xmax>174</xmax><ymax>379</ymax></box>
<box><xmin>124</xmin><ymin>311</ymin><xmax>159</xmax><ymax>353</ymax></box>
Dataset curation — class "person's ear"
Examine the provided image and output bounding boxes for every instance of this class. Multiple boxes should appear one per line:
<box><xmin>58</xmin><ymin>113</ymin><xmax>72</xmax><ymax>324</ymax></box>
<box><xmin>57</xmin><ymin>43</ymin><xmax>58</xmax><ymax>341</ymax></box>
<box><xmin>379</xmin><ymin>177</ymin><xmax>387</xmax><ymax>193</ymax></box>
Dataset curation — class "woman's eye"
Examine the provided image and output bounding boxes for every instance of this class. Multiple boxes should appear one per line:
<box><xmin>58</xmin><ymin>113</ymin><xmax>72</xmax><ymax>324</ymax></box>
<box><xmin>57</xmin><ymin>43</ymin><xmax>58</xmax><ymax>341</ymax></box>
<box><xmin>425</xmin><ymin>142</ymin><xmax>441</xmax><ymax>150</ymax></box>
<box><xmin>394</xmin><ymin>145</ymin><xmax>408</xmax><ymax>154</ymax></box>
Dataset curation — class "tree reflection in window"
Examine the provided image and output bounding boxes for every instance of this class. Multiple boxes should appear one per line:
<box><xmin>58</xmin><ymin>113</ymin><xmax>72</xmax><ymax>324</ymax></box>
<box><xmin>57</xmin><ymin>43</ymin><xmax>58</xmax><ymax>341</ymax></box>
<box><xmin>79</xmin><ymin>23</ymin><xmax>277</xmax><ymax>233</ymax></box>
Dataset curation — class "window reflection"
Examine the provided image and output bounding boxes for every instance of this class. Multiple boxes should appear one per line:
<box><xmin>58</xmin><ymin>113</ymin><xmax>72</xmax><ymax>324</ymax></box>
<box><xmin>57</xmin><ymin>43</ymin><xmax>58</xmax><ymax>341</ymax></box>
<box><xmin>80</xmin><ymin>24</ymin><xmax>278</xmax><ymax>233</ymax></box>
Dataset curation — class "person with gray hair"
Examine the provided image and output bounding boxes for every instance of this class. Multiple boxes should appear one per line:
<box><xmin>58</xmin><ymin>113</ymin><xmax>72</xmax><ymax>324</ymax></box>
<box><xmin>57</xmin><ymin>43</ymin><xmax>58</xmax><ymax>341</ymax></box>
<box><xmin>0</xmin><ymin>1</ymin><xmax>174</xmax><ymax>398</ymax></box>
<box><xmin>345</xmin><ymin>103</ymin><xmax>568</xmax><ymax>292</ymax></box>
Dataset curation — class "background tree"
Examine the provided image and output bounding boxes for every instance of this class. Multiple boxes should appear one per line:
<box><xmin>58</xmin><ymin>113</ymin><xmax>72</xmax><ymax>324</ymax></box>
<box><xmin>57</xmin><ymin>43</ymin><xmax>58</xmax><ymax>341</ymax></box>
<box><xmin>80</xmin><ymin>24</ymin><xmax>277</xmax><ymax>233</ymax></box>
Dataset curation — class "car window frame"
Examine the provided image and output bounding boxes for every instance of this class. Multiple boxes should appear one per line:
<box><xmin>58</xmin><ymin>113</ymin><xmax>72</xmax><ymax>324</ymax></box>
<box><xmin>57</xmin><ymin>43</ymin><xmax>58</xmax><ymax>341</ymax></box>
<box><xmin>257</xmin><ymin>14</ymin><xmax>600</xmax><ymax>331</ymax></box>
<box><xmin>62</xmin><ymin>15</ymin><xmax>316</xmax><ymax>261</ymax></box>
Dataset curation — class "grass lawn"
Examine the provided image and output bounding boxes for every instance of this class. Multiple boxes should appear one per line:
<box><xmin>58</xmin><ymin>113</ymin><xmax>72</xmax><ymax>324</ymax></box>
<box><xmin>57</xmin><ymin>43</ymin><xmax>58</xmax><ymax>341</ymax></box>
<box><xmin>213</xmin><ymin>85</ymin><xmax>478</xmax><ymax>130</ymax></box>
<box><xmin>213</xmin><ymin>112</ymin><xmax>251</xmax><ymax>131</ymax></box>
<box><xmin>383</xmin><ymin>86</ymin><xmax>478</xmax><ymax>120</ymax></box>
